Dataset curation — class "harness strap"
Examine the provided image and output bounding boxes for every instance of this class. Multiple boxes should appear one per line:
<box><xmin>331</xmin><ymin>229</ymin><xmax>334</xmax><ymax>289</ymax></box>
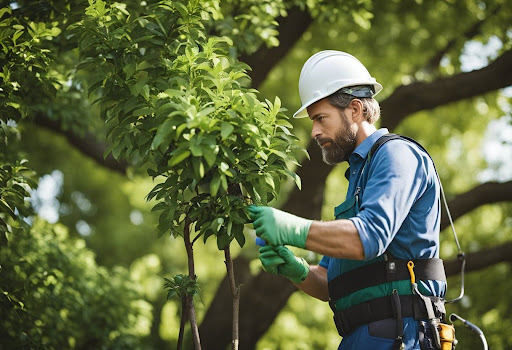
<box><xmin>331</xmin><ymin>294</ymin><xmax>445</xmax><ymax>337</ymax></box>
<box><xmin>328</xmin><ymin>258</ymin><xmax>446</xmax><ymax>301</ymax></box>
<box><xmin>368</xmin><ymin>133</ymin><xmax>429</xmax><ymax>162</ymax></box>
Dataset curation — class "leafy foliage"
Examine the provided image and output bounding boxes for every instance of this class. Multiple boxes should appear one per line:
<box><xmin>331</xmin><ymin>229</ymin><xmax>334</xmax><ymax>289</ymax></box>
<box><xmin>73</xmin><ymin>0</ymin><xmax>305</xmax><ymax>250</ymax></box>
<box><xmin>0</xmin><ymin>160</ymin><xmax>35</xmax><ymax>238</ymax></box>
<box><xmin>164</xmin><ymin>274</ymin><xmax>200</xmax><ymax>300</ymax></box>
<box><xmin>0</xmin><ymin>6</ymin><xmax>61</xmax><ymax>121</ymax></box>
<box><xmin>0</xmin><ymin>220</ymin><xmax>148</xmax><ymax>349</ymax></box>
<box><xmin>0</xmin><ymin>0</ymin><xmax>510</xmax><ymax>349</ymax></box>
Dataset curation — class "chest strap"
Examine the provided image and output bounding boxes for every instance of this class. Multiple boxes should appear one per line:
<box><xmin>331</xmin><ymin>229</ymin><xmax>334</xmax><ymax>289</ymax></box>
<box><xmin>328</xmin><ymin>258</ymin><xmax>446</xmax><ymax>301</ymax></box>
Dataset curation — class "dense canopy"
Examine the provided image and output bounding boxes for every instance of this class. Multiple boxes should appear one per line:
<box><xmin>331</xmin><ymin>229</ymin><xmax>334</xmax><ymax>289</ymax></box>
<box><xmin>1</xmin><ymin>0</ymin><xmax>511</xmax><ymax>349</ymax></box>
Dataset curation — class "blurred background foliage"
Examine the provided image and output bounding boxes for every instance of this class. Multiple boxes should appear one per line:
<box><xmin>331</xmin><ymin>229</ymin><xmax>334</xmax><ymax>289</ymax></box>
<box><xmin>1</xmin><ymin>0</ymin><xmax>511</xmax><ymax>349</ymax></box>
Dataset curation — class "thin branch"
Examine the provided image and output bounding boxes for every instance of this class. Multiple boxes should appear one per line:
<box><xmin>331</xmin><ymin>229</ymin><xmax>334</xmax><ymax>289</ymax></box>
<box><xmin>177</xmin><ymin>298</ymin><xmax>187</xmax><ymax>350</ymax></box>
<box><xmin>184</xmin><ymin>217</ymin><xmax>201</xmax><ymax>350</ymax></box>
<box><xmin>224</xmin><ymin>246</ymin><xmax>240</xmax><ymax>350</ymax></box>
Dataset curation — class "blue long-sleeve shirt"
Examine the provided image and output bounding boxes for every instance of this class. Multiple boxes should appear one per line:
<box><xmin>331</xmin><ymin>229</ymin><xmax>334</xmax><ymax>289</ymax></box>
<box><xmin>320</xmin><ymin>128</ymin><xmax>444</xmax><ymax>296</ymax></box>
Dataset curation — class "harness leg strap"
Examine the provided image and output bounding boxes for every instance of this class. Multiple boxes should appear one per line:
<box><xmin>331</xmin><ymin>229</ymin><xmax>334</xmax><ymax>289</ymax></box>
<box><xmin>391</xmin><ymin>289</ymin><xmax>405</xmax><ymax>350</ymax></box>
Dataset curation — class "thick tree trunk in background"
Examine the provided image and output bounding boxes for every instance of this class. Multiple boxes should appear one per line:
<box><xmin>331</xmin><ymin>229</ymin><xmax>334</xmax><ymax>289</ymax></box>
<box><xmin>240</xmin><ymin>7</ymin><xmax>312</xmax><ymax>88</ymax></box>
<box><xmin>200</xmin><ymin>267</ymin><xmax>297</xmax><ymax>350</ymax></box>
<box><xmin>280</xmin><ymin>144</ymin><xmax>334</xmax><ymax>219</ymax></box>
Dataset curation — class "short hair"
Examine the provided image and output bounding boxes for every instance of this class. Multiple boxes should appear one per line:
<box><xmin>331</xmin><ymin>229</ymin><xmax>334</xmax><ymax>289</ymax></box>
<box><xmin>326</xmin><ymin>88</ymin><xmax>381</xmax><ymax>124</ymax></box>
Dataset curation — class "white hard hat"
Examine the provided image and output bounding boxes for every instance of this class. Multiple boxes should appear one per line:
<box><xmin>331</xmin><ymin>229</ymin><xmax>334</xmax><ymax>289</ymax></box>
<box><xmin>293</xmin><ymin>50</ymin><xmax>382</xmax><ymax>118</ymax></box>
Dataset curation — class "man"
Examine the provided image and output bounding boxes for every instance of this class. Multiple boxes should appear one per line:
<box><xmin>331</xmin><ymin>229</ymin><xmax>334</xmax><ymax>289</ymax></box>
<box><xmin>249</xmin><ymin>51</ymin><xmax>447</xmax><ymax>350</ymax></box>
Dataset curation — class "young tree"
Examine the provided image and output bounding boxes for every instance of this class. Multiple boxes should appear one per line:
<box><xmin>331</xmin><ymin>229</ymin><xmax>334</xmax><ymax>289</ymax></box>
<box><xmin>73</xmin><ymin>1</ymin><xmax>305</xmax><ymax>348</ymax></box>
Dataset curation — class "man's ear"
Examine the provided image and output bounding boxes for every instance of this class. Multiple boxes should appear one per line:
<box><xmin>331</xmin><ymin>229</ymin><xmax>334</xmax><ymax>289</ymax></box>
<box><xmin>349</xmin><ymin>99</ymin><xmax>364</xmax><ymax>122</ymax></box>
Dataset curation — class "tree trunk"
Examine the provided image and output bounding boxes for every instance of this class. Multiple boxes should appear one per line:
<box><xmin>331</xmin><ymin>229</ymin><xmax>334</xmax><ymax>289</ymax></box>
<box><xmin>224</xmin><ymin>246</ymin><xmax>240</xmax><ymax>350</ymax></box>
<box><xmin>184</xmin><ymin>218</ymin><xmax>201</xmax><ymax>349</ymax></box>
<box><xmin>177</xmin><ymin>298</ymin><xmax>187</xmax><ymax>350</ymax></box>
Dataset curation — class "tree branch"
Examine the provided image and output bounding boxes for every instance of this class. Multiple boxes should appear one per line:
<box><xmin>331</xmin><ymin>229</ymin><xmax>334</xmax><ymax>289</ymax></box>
<box><xmin>444</xmin><ymin>241</ymin><xmax>512</xmax><ymax>276</ymax></box>
<box><xmin>32</xmin><ymin>112</ymin><xmax>128</xmax><ymax>174</ymax></box>
<box><xmin>381</xmin><ymin>49</ymin><xmax>512</xmax><ymax>130</ymax></box>
<box><xmin>241</xmin><ymin>6</ymin><xmax>312</xmax><ymax>89</ymax></box>
<box><xmin>421</xmin><ymin>4</ymin><xmax>502</xmax><ymax>74</ymax></box>
<box><xmin>441</xmin><ymin>181</ymin><xmax>512</xmax><ymax>230</ymax></box>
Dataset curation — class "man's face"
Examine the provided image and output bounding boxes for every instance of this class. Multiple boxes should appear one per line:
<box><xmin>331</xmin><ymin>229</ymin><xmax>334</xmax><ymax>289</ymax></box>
<box><xmin>307</xmin><ymin>98</ymin><xmax>357</xmax><ymax>165</ymax></box>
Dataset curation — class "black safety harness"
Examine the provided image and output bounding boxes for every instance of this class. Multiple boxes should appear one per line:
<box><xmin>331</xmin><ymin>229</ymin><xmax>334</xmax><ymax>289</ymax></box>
<box><xmin>330</xmin><ymin>257</ymin><xmax>447</xmax><ymax>337</ymax></box>
<box><xmin>329</xmin><ymin>134</ymin><xmax>450</xmax><ymax>347</ymax></box>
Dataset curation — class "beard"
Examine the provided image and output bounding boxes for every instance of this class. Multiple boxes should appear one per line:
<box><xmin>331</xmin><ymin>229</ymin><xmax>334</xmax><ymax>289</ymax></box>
<box><xmin>316</xmin><ymin>113</ymin><xmax>357</xmax><ymax>165</ymax></box>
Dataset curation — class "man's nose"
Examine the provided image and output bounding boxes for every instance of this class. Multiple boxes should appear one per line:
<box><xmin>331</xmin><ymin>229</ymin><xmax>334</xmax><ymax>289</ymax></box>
<box><xmin>311</xmin><ymin>122</ymin><xmax>321</xmax><ymax>140</ymax></box>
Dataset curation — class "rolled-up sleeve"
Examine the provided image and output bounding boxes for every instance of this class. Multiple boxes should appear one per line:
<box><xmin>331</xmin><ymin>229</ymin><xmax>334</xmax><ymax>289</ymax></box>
<box><xmin>349</xmin><ymin>141</ymin><xmax>429</xmax><ymax>260</ymax></box>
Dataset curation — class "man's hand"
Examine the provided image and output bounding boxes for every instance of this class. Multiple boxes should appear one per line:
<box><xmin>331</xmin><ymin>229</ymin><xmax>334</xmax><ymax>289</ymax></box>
<box><xmin>258</xmin><ymin>246</ymin><xmax>309</xmax><ymax>284</ymax></box>
<box><xmin>248</xmin><ymin>205</ymin><xmax>312</xmax><ymax>248</ymax></box>
<box><xmin>258</xmin><ymin>245</ymin><xmax>286</xmax><ymax>274</ymax></box>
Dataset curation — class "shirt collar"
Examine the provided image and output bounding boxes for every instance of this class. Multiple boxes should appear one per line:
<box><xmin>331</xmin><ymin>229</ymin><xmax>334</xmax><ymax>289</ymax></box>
<box><xmin>349</xmin><ymin>128</ymin><xmax>389</xmax><ymax>164</ymax></box>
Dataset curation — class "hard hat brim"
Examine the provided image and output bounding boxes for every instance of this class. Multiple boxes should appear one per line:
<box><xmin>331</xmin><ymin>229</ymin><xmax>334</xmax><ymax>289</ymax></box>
<box><xmin>292</xmin><ymin>82</ymin><xmax>383</xmax><ymax>119</ymax></box>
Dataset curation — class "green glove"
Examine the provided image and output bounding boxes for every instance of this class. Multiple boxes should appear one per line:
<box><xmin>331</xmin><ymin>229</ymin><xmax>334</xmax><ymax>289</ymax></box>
<box><xmin>276</xmin><ymin>246</ymin><xmax>309</xmax><ymax>284</ymax></box>
<box><xmin>248</xmin><ymin>205</ymin><xmax>312</xmax><ymax>248</ymax></box>
<box><xmin>258</xmin><ymin>245</ymin><xmax>286</xmax><ymax>274</ymax></box>
<box><xmin>258</xmin><ymin>246</ymin><xmax>309</xmax><ymax>284</ymax></box>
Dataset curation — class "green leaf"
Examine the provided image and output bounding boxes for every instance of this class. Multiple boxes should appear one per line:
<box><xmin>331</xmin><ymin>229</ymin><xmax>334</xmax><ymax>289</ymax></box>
<box><xmin>265</xmin><ymin>174</ymin><xmax>275</xmax><ymax>190</ymax></box>
<box><xmin>276</xmin><ymin>118</ymin><xmax>293</xmax><ymax>128</ymax></box>
<box><xmin>168</xmin><ymin>148</ymin><xmax>191</xmax><ymax>167</ymax></box>
<box><xmin>151</xmin><ymin>202</ymin><xmax>168</xmax><ymax>212</ymax></box>
<box><xmin>152</xmin><ymin>119</ymin><xmax>175</xmax><ymax>150</ymax></box>
<box><xmin>209</xmin><ymin>171</ymin><xmax>221</xmax><ymax>196</ymax></box>
<box><xmin>197</xmin><ymin>106</ymin><xmax>215</xmax><ymax>117</ymax></box>
<box><xmin>220</xmin><ymin>145</ymin><xmax>236</xmax><ymax>163</ymax></box>
<box><xmin>220</xmin><ymin>122</ymin><xmax>234</xmax><ymax>139</ymax></box>
<box><xmin>217</xmin><ymin>233</ymin><xmax>230</xmax><ymax>250</ymax></box>
<box><xmin>202</xmin><ymin>146</ymin><xmax>217</xmax><ymax>167</ymax></box>
<box><xmin>286</xmin><ymin>169</ymin><xmax>301</xmax><ymax>190</ymax></box>
<box><xmin>192</xmin><ymin>157</ymin><xmax>205</xmax><ymax>179</ymax></box>
<box><xmin>160</xmin><ymin>89</ymin><xmax>184</xmax><ymax>98</ymax></box>
<box><xmin>141</xmin><ymin>84</ymin><xmax>150</xmax><ymax>101</ymax></box>
<box><xmin>190</xmin><ymin>144</ymin><xmax>203</xmax><ymax>157</ymax></box>
<box><xmin>234</xmin><ymin>225</ymin><xmax>245</xmax><ymax>248</ymax></box>
<box><xmin>203</xmin><ymin>228</ymin><xmax>215</xmax><ymax>243</ymax></box>
<box><xmin>220</xmin><ymin>174</ymin><xmax>228</xmax><ymax>192</ymax></box>
<box><xmin>133</xmin><ymin>107</ymin><xmax>153</xmax><ymax>116</ymax></box>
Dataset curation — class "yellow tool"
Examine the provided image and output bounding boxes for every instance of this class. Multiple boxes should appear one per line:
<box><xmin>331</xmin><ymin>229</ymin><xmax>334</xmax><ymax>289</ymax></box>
<box><xmin>407</xmin><ymin>261</ymin><xmax>415</xmax><ymax>284</ymax></box>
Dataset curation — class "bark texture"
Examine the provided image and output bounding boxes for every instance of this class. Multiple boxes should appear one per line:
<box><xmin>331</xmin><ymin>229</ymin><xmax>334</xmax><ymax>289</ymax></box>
<box><xmin>240</xmin><ymin>6</ymin><xmax>313</xmax><ymax>88</ymax></box>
